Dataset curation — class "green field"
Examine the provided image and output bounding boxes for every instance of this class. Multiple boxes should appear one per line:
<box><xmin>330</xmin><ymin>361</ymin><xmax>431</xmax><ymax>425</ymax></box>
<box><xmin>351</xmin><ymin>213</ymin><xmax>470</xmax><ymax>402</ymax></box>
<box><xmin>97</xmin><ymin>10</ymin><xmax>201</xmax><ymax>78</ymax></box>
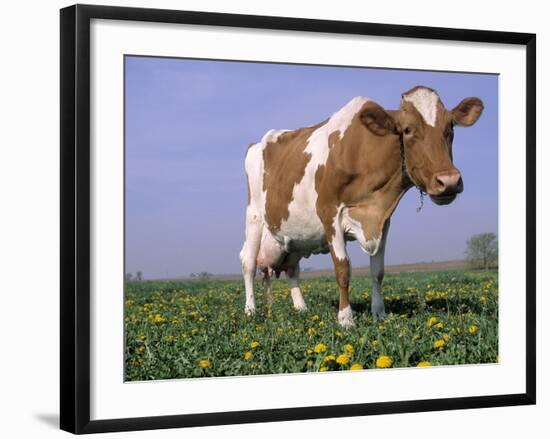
<box><xmin>124</xmin><ymin>269</ymin><xmax>498</xmax><ymax>381</ymax></box>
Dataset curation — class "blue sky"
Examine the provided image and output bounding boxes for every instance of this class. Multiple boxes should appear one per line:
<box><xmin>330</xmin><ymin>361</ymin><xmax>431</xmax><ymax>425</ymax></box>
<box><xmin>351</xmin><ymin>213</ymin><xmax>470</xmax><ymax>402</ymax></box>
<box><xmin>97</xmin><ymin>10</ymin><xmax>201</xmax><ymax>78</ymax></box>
<box><xmin>125</xmin><ymin>56</ymin><xmax>498</xmax><ymax>280</ymax></box>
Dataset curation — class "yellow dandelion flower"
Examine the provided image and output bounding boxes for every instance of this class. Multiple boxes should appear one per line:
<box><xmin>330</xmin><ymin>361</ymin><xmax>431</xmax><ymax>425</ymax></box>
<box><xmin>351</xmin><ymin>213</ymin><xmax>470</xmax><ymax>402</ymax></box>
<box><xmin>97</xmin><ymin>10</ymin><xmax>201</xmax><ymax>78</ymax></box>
<box><xmin>306</xmin><ymin>348</ymin><xmax>313</xmax><ymax>355</ymax></box>
<box><xmin>322</xmin><ymin>354</ymin><xmax>336</xmax><ymax>364</ymax></box>
<box><xmin>308</xmin><ymin>327</ymin><xmax>317</xmax><ymax>335</ymax></box>
<box><xmin>154</xmin><ymin>314</ymin><xmax>165</xmax><ymax>323</ymax></box>
<box><xmin>427</xmin><ymin>316</ymin><xmax>438</xmax><ymax>327</ymax></box>
<box><xmin>375</xmin><ymin>355</ymin><xmax>393</xmax><ymax>368</ymax></box>
<box><xmin>319</xmin><ymin>366</ymin><xmax>329</xmax><ymax>372</ymax></box>
<box><xmin>433</xmin><ymin>339</ymin><xmax>446</xmax><ymax>349</ymax></box>
<box><xmin>435</xmin><ymin>322</ymin><xmax>444</xmax><ymax>329</ymax></box>
<box><xmin>412</xmin><ymin>334</ymin><xmax>421</xmax><ymax>341</ymax></box>
<box><xmin>336</xmin><ymin>354</ymin><xmax>350</xmax><ymax>365</ymax></box>
<box><xmin>244</xmin><ymin>351</ymin><xmax>253</xmax><ymax>361</ymax></box>
<box><xmin>371</xmin><ymin>339</ymin><xmax>379</xmax><ymax>347</ymax></box>
<box><xmin>314</xmin><ymin>343</ymin><xmax>327</xmax><ymax>353</ymax></box>
<box><xmin>198</xmin><ymin>359</ymin><xmax>211</xmax><ymax>369</ymax></box>
<box><xmin>350</xmin><ymin>363</ymin><xmax>363</xmax><ymax>370</ymax></box>
<box><xmin>443</xmin><ymin>334</ymin><xmax>450</xmax><ymax>342</ymax></box>
<box><xmin>250</xmin><ymin>341</ymin><xmax>260</xmax><ymax>348</ymax></box>
<box><xmin>311</xmin><ymin>314</ymin><xmax>320</xmax><ymax>322</ymax></box>
<box><xmin>344</xmin><ymin>344</ymin><xmax>354</xmax><ymax>354</ymax></box>
<box><xmin>468</xmin><ymin>325</ymin><xmax>478</xmax><ymax>334</ymax></box>
<box><xmin>191</xmin><ymin>328</ymin><xmax>199</xmax><ymax>335</ymax></box>
<box><xmin>335</xmin><ymin>330</ymin><xmax>342</xmax><ymax>337</ymax></box>
<box><xmin>417</xmin><ymin>361</ymin><xmax>432</xmax><ymax>367</ymax></box>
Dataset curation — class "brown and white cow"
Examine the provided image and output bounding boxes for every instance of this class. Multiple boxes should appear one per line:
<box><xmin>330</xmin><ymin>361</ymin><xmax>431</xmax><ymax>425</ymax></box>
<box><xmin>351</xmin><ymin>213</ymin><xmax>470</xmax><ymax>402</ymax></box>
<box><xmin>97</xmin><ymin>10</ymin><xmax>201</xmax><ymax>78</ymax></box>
<box><xmin>240</xmin><ymin>86</ymin><xmax>483</xmax><ymax>327</ymax></box>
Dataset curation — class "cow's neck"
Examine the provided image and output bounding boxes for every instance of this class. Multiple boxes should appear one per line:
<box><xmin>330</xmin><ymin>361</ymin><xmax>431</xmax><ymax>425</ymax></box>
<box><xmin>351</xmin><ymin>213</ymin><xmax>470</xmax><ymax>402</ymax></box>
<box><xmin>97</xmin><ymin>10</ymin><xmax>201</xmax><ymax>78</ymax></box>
<box><xmin>337</xmin><ymin>118</ymin><xmax>414</xmax><ymax>242</ymax></box>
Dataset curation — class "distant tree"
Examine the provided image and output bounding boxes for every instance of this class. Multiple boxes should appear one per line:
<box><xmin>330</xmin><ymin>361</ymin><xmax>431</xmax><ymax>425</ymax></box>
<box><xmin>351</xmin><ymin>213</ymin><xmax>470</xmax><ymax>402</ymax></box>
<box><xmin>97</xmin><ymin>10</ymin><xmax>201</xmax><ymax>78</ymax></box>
<box><xmin>465</xmin><ymin>233</ymin><xmax>498</xmax><ymax>270</ymax></box>
<box><xmin>136</xmin><ymin>270</ymin><xmax>143</xmax><ymax>281</ymax></box>
<box><xmin>198</xmin><ymin>271</ymin><xmax>211</xmax><ymax>280</ymax></box>
<box><xmin>189</xmin><ymin>273</ymin><xmax>197</xmax><ymax>279</ymax></box>
<box><xmin>125</xmin><ymin>273</ymin><xmax>133</xmax><ymax>282</ymax></box>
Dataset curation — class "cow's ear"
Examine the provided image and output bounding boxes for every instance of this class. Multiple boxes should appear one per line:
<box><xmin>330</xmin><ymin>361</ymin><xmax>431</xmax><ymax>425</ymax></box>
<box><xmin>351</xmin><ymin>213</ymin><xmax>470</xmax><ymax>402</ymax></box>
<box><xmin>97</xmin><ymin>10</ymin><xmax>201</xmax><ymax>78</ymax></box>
<box><xmin>360</xmin><ymin>101</ymin><xmax>398</xmax><ymax>136</ymax></box>
<box><xmin>452</xmin><ymin>97</ymin><xmax>484</xmax><ymax>127</ymax></box>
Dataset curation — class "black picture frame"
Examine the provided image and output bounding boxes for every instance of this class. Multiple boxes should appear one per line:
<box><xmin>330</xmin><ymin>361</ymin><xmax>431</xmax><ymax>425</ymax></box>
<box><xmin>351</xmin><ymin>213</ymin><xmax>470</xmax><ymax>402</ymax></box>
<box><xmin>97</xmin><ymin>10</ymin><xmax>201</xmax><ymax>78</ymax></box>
<box><xmin>60</xmin><ymin>4</ymin><xmax>536</xmax><ymax>434</ymax></box>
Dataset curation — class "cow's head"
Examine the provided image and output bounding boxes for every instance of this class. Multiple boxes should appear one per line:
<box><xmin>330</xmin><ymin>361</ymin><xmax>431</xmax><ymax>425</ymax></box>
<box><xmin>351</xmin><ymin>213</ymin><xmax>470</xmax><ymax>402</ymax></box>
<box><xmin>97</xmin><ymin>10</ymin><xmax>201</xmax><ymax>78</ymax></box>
<box><xmin>360</xmin><ymin>86</ymin><xmax>483</xmax><ymax>205</ymax></box>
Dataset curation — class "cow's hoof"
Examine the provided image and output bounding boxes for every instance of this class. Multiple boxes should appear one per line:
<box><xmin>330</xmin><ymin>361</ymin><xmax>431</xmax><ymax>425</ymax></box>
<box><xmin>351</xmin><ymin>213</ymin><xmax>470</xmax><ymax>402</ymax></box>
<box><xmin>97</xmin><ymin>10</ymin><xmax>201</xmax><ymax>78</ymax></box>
<box><xmin>338</xmin><ymin>305</ymin><xmax>355</xmax><ymax>329</ymax></box>
<box><xmin>244</xmin><ymin>305</ymin><xmax>256</xmax><ymax>316</ymax></box>
<box><xmin>372</xmin><ymin>310</ymin><xmax>387</xmax><ymax>321</ymax></box>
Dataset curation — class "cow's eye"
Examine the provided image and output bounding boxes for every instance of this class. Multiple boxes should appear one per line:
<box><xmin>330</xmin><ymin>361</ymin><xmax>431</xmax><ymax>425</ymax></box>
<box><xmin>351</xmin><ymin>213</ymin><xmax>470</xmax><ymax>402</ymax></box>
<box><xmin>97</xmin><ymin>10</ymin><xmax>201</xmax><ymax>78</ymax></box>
<box><xmin>403</xmin><ymin>127</ymin><xmax>412</xmax><ymax>135</ymax></box>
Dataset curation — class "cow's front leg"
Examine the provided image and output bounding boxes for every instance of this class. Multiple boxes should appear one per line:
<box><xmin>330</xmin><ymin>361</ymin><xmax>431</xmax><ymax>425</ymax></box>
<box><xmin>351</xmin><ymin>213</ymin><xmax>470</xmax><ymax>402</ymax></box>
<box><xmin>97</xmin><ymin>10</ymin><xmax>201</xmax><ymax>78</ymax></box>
<box><xmin>328</xmin><ymin>236</ymin><xmax>354</xmax><ymax>329</ymax></box>
<box><xmin>334</xmin><ymin>255</ymin><xmax>354</xmax><ymax>328</ymax></box>
<box><xmin>370</xmin><ymin>220</ymin><xmax>390</xmax><ymax>320</ymax></box>
<box><xmin>322</xmin><ymin>207</ymin><xmax>354</xmax><ymax>328</ymax></box>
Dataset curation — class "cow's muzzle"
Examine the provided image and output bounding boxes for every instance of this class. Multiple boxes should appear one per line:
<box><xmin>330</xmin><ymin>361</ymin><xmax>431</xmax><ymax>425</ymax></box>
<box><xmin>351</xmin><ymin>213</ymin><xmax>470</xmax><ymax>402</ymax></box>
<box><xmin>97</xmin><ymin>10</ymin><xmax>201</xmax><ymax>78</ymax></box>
<box><xmin>429</xmin><ymin>169</ymin><xmax>463</xmax><ymax>205</ymax></box>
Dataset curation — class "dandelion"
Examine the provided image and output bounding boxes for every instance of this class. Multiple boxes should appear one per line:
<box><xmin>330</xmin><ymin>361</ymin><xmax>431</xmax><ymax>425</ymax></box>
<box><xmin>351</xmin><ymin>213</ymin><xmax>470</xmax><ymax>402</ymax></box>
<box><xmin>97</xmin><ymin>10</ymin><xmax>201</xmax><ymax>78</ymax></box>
<box><xmin>417</xmin><ymin>361</ymin><xmax>432</xmax><ymax>367</ymax></box>
<box><xmin>244</xmin><ymin>351</ymin><xmax>253</xmax><ymax>361</ymax></box>
<box><xmin>427</xmin><ymin>316</ymin><xmax>438</xmax><ymax>327</ymax></box>
<box><xmin>305</xmin><ymin>348</ymin><xmax>313</xmax><ymax>355</ymax></box>
<box><xmin>468</xmin><ymin>325</ymin><xmax>478</xmax><ymax>334</ymax></box>
<box><xmin>335</xmin><ymin>331</ymin><xmax>342</xmax><ymax>337</ymax></box>
<box><xmin>371</xmin><ymin>339</ymin><xmax>379</xmax><ymax>347</ymax></box>
<box><xmin>307</xmin><ymin>327</ymin><xmax>317</xmax><ymax>335</ymax></box>
<box><xmin>443</xmin><ymin>334</ymin><xmax>450</xmax><ymax>342</ymax></box>
<box><xmin>336</xmin><ymin>354</ymin><xmax>350</xmax><ymax>365</ymax></box>
<box><xmin>311</xmin><ymin>314</ymin><xmax>320</xmax><ymax>322</ymax></box>
<box><xmin>412</xmin><ymin>334</ymin><xmax>421</xmax><ymax>341</ymax></box>
<box><xmin>344</xmin><ymin>344</ymin><xmax>354</xmax><ymax>354</ymax></box>
<box><xmin>433</xmin><ymin>339</ymin><xmax>446</xmax><ymax>349</ymax></box>
<box><xmin>199</xmin><ymin>359</ymin><xmax>211</xmax><ymax>369</ymax></box>
<box><xmin>350</xmin><ymin>363</ymin><xmax>363</xmax><ymax>371</ymax></box>
<box><xmin>314</xmin><ymin>343</ymin><xmax>327</xmax><ymax>353</ymax></box>
<box><xmin>322</xmin><ymin>354</ymin><xmax>336</xmax><ymax>364</ymax></box>
<box><xmin>191</xmin><ymin>328</ymin><xmax>199</xmax><ymax>335</ymax></box>
<box><xmin>319</xmin><ymin>366</ymin><xmax>329</xmax><ymax>372</ymax></box>
<box><xmin>435</xmin><ymin>322</ymin><xmax>444</xmax><ymax>329</ymax></box>
<box><xmin>153</xmin><ymin>314</ymin><xmax>165</xmax><ymax>323</ymax></box>
<box><xmin>250</xmin><ymin>341</ymin><xmax>260</xmax><ymax>348</ymax></box>
<box><xmin>375</xmin><ymin>355</ymin><xmax>393</xmax><ymax>368</ymax></box>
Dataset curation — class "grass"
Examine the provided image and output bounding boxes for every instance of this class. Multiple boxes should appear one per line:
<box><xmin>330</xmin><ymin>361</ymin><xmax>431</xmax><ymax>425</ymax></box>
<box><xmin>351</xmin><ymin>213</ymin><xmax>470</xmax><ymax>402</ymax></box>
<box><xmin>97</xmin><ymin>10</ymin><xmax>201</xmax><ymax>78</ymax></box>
<box><xmin>124</xmin><ymin>268</ymin><xmax>498</xmax><ymax>381</ymax></box>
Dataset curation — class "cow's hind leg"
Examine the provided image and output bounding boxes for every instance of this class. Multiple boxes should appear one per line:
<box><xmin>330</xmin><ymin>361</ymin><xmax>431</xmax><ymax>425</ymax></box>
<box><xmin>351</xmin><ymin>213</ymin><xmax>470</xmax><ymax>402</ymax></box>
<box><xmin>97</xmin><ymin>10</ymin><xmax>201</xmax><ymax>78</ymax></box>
<box><xmin>239</xmin><ymin>208</ymin><xmax>263</xmax><ymax>315</ymax></box>
<box><xmin>262</xmin><ymin>268</ymin><xmax>274</xmax><ymax>307</ymax></box>
<box><xmin>287</xmin><ymin>261</ymin><xmax>307</xmax><ymax>311</ymax></box>
<box><xmin>370</xmin><ymin>219</ymin><xmax>390</xmax><ymax>320</ymax></box>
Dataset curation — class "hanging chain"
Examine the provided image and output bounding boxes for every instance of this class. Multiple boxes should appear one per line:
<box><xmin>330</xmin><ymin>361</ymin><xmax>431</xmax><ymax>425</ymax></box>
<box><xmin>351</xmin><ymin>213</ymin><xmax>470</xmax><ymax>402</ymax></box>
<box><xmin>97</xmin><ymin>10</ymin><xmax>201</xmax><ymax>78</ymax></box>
<box><xmin>416</xmin><ymin>188</ymin><xmax>425</xmax><ymax>213</ymax></box>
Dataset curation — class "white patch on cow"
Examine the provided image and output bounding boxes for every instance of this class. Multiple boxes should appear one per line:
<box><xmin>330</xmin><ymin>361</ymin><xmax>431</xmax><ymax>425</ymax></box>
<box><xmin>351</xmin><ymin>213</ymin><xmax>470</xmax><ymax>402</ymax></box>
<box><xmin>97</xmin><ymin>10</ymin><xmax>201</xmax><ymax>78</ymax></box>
<box><xmin>277</xmin><ymin>97</ymin><xmax>369</xmax><ymax>255</ymax></box>
<box><xmin>402</xmin><ymin>88</ymin><xmax>439</xmax><ymax>127</ymax></box>
<box><xmin>338</xmin><ymin>304</ymin><xmax>354</xmax><ymax>328</ymax></box>
<box><xmin>331</xmin><ymin>204</ymin><xmax>347</xmax><ymax>261</ymax></box>
<box><xmin>262</xmin><ymin>128</ymin><xmax>289</xmax><ymax>144</ymax></box>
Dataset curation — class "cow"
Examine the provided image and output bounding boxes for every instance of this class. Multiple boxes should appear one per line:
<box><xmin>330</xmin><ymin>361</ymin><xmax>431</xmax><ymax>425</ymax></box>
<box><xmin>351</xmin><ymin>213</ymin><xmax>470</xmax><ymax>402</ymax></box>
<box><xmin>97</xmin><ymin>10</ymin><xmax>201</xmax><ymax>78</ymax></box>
<box><xmin>239</xmin><ymin>86</ymin><xmax>483</xmax><ymax>328</ymax></box>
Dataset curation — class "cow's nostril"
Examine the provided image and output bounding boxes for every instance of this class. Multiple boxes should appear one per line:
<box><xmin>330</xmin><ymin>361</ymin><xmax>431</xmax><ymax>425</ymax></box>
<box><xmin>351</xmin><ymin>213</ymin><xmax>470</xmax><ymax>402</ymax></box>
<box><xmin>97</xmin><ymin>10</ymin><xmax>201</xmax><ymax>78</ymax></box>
<box><xmin>435</xmin><ymin>175</ymin><xmax>447</xmax><ymax>191</ymax></box>
<box><xmin>433</xmin><ymin>171</ymin><xmax>462</xmax><ymax>195</ymax></box>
